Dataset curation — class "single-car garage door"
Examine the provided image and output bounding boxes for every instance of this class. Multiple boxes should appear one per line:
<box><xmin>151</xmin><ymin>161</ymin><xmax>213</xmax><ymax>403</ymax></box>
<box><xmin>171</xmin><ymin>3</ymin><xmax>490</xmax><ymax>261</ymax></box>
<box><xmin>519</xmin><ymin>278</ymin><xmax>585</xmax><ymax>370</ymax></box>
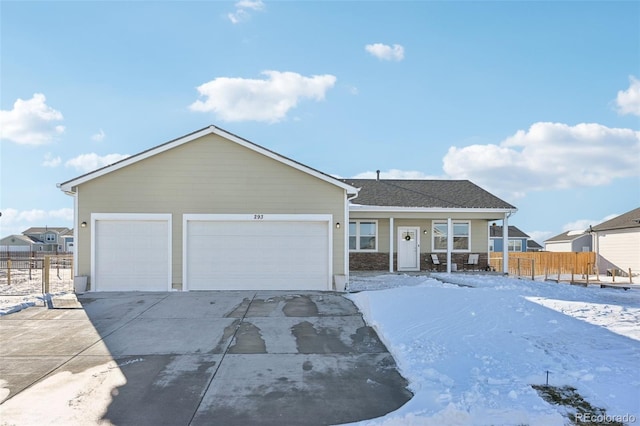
<box><xmin>93</xmin><ymin>214</ymin><xmax>171</xmax><ymax>291</ymax></box>
<box><xmin>184</xmin><ymin>215</ymin><xmax>331</xmax><ymax>290</ymax></box>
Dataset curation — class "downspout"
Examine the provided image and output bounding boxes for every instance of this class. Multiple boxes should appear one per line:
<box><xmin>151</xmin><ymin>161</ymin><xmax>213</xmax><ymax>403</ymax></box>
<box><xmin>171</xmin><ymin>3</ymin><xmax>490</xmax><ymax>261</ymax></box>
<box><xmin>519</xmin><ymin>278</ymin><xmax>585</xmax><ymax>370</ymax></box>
<box><xmin>57</xmin><ymin>184</ymin><xmax>78</xmax><ymax>275</ymax></box>
<box><xmin>447</xmin><ymin>217</ymin><xmax>453</xmax><ymax>273</ymax></box>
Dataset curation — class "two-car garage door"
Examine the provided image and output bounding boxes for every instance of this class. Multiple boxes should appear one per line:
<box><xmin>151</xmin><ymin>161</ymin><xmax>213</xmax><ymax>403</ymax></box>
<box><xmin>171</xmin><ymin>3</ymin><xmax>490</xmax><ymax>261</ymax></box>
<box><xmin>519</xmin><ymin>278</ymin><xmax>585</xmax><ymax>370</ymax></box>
<box><xmin>92</xmin><ymin>214</ymin><xmax>332</xmax><ymax>291</ymax></box>
<box><xmin>184</xmin><ymin>215</ymin><xmax>331</xmax><ymax>290</ymax></box>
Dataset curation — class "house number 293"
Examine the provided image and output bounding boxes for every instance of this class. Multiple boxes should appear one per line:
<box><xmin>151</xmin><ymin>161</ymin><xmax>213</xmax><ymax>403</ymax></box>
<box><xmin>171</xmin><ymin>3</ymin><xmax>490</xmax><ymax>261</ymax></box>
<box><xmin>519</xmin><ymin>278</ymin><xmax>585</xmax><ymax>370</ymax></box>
<box><xmin>253</xmin><ymin>214</ymin><xmax>264</xmax><ymax>220</ymax></box>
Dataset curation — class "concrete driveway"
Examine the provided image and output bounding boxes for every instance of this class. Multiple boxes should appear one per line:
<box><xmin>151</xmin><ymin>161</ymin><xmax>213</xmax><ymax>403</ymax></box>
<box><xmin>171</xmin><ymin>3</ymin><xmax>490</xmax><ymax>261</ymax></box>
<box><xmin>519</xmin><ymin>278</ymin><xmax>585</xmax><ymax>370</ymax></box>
<box><xmin>0</xmin><ymin>291</ymin><xmax>412</xmax><ymax>425</ymax></box>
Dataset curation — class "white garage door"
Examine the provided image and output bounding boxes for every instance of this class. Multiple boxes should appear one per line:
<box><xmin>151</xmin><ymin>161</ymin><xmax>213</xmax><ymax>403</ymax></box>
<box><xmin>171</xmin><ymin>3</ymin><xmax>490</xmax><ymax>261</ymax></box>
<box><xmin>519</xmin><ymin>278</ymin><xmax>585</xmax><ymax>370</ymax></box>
<box><xmin>185</xmin><ymin>215</ymin><xmax>331</xmax><ymax>290</ymax></box>
<box><xmin>93</xmin><ymin>214</ymin><xmax>171</xmax><ymax>291</ymax></box>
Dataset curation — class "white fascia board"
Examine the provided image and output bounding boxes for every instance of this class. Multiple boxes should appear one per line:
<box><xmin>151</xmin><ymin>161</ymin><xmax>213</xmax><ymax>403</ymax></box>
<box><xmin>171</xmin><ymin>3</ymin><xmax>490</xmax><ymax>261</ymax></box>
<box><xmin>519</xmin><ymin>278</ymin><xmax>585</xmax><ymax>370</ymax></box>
<box><xmin>349</xmin><ymin>205</ymin><xmax>518</xmax><ymax>215</ymax></box>
<box><xmin>59</xmin><ymin>125</ymin><xmax>358</xmax><ymax>195</ymax></box>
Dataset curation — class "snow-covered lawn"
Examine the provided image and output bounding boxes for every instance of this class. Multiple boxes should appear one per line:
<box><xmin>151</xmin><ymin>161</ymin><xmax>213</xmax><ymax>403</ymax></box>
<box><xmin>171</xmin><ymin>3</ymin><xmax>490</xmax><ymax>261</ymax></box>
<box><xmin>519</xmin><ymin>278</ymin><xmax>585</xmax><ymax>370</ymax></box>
<box><xmin>347</xmin><ymin>273</ymin><xmax>640</xmax><ymax>425</ymax></box>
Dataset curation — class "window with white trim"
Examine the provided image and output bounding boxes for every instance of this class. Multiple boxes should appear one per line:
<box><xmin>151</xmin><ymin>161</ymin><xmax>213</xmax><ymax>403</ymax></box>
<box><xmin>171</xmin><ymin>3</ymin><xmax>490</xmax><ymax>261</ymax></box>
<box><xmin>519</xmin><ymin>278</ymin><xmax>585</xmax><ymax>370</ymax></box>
<box><xmin>432</xmin><ymin>221</ymin><xmax>470</xmax><ymax>252</ymax></box>
<box><xmin>349</xmin><ymin>221</ymin><xmax>377</xmax><ymax>251</ymax></box>
<box><xmin>44</xmin><ymin>233</ymin><xmax>56</xmax><ymax>242</ymax></box>
<box><xmin>508</xmin><ymin>239</ymin><xmax>522</xmax><ymax>252</ymax></box>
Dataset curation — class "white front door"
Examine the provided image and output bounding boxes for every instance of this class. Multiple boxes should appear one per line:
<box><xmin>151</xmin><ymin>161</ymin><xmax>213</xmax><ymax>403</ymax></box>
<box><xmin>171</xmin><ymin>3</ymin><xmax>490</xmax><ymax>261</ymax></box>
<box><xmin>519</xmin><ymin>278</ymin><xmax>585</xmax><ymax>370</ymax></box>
<box><xmin>397</xmin><ymin>226</ymin><xmax>420</xmax><ymax>271</ymax></box>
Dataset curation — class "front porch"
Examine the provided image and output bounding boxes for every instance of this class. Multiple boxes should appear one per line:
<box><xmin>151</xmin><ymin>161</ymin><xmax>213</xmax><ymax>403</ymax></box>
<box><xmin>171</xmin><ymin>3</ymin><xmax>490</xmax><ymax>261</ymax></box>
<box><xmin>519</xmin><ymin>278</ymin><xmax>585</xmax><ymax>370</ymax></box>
<box><xmin>349</xmin><ymin>252</ymin><xmax>492</xmax><ymax>272</ymax></box>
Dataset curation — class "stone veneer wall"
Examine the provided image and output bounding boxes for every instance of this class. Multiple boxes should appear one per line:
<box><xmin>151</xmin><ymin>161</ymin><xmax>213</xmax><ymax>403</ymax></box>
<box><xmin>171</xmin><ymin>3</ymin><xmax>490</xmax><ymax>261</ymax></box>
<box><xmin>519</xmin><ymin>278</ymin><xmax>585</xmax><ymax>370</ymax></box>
<box><xmin>350</xmin><ymin>252</ymin><xmax>490</xmax><ymax>271</ymax></box>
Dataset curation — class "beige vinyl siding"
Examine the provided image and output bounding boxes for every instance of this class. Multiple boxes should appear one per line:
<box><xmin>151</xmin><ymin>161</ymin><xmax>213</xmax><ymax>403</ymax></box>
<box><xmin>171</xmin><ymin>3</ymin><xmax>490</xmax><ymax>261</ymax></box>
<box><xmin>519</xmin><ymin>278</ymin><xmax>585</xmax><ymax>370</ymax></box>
<box><xmin>75</xmin><ymin>134</ymin><xmax>346</xmax><ymax>287</ymax></box>
<box><xmin>597</xmin><ymin>229</ymin><xmax>640</xmax><ymax>274</ymax></box>
<box><xmin>349</xmin><ymin>214</ymin><xmax>490</xmax><ymax>253</ymax></box>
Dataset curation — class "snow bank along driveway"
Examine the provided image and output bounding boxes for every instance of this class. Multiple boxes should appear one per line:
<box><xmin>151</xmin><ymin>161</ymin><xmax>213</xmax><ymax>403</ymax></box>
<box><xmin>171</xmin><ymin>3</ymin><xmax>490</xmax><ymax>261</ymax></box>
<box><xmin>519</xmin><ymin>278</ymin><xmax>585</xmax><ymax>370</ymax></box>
<box><xmin>347</xmin><ymin>273</ymin><xmax>640</xmax><ymax>425</ymax></box>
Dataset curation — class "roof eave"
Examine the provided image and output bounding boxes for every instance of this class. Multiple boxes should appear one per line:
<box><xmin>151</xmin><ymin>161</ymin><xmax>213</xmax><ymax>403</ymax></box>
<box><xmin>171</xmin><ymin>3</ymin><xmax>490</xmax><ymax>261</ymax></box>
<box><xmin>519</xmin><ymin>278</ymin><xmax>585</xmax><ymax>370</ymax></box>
<box><xmin>349</xmin><ymin>205</ymin><xmax>518</xmax><ymax>214</ymax></box>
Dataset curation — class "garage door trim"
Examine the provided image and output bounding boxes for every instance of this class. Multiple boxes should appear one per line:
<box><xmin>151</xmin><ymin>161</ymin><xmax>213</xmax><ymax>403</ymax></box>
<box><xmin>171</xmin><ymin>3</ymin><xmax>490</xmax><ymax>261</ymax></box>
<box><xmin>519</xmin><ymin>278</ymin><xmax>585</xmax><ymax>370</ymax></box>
<box><xmin>91</xmin><ymin>213</ymin><xmax>172</xmax><ymax>291</ymax></box>
<box><xmin>182</xmin><ymin>214</ymin><xmax>333</xmax><ymax>291</ymax></box>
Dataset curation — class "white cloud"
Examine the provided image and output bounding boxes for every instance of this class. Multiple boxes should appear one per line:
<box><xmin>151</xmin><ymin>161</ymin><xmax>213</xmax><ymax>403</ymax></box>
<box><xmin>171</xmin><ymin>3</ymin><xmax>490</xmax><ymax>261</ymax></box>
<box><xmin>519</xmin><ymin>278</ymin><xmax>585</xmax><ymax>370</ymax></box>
<box><xmin>190</xmin><ymin>70</ymin><xmax>337</xmax><ymax>123</ymax></box>
<box><xmin>526</xmin><ymin>230</ymin><xmax>553</xmax><ymax>245</ymax></box>
<box><xmin>561</xmin><ymin>220</ymin><xmax>593</xmax><ymax>233</ymax></box>
<box><xmin>228</xmin><ymin>0</ymin><xmax>265</xmax><ymax>24</ymax></box>
<box><xmin>91</xmin><ymin>129</ymin><xmax>106</xmax><ymax>142</ymax></box>
<box><xmin>365</xmin><ymin>43</ymin><xmax>405</xmax><ymax>61</ymax></box>
<box><xmin>65</xmin><ymin>153</ymin><xmax>130</xmax><ymax>173</ymax></box>
<box><xmin>0</xmin><ymin>207</ymin><xmax>74</xmax><ymax>236</ymax></box>
<box><xmin>0</xmin><ymin>93</ymin><xmax>65</xmax><ymax>145</ymax></box>
<box><xmin>42</xmin><ymin>153</ymin><xmax>62</xmax><ymax>168</ymax></box>
<box><xmin>563</xmin><ymin>214</ymin><xmax>621</xmax><ymax>233</ymax></box>
<box><xmin>352</xmin><ymin>169</ymin><xmax>444</xmax><ymax>180</ymax></box>
<box><xmin>443</xmin><ymin>122</ymin><xmax>640</xmax><ymax>198</ymax></box>
<box><xmin>615</xmin><ymin>75</ymin><xmax>640</xmax><ymax>116</ymax></box>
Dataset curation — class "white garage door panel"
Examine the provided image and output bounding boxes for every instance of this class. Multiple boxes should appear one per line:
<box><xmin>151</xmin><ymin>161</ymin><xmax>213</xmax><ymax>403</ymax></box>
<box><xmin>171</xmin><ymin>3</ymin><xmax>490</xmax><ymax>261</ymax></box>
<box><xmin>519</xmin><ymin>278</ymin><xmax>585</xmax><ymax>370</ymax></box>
<box><xmin>186</xmin><ymin>220</ymin><xmax>329</xmax><ymax>290</ymax></box>
<box><xmin>95</xmin><ymin>219</ymin><xmax>169</xmax><ymax>291</ymax></box>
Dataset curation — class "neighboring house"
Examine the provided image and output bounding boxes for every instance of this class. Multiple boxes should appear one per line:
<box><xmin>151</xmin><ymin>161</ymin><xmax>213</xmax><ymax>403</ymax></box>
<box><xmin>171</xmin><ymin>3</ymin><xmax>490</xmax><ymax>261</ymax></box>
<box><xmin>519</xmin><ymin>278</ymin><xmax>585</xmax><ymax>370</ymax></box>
<box><xmin>544</xmin><ymin>230</ymin><xmax>592</xmax><ymax>252</ymax></box>
<box><xmin>0</xmin><ymin>234</ymin><xmax>44</xmax><ymax>252</ymax></box>
<box><xmin>527</xmin><ymin>240</ymin><xmax>544</xmax><ymax>252</ymax></box>
<box><xmin>1</xmin><ymin>227</ymin><xmax>72</xmax><ymax>253</ymax></box>
<box><xmin>58</xmin><ymin>125</ymin><xmax>517</xmax><ymax>292</ymax></box>
<box><xmin>342</xmin><ymin>178</ymin><xmax>517</xmax><ymax>274</ymax></box>
<box><xmin>590</xmin><ymin>207</ymin><xmax>640</xmax><ymax>276</ymax></box>
<box><xmin>488</xmin><ymin>225</ymin><xmax>531</xmax><ymax>253</ymax></box>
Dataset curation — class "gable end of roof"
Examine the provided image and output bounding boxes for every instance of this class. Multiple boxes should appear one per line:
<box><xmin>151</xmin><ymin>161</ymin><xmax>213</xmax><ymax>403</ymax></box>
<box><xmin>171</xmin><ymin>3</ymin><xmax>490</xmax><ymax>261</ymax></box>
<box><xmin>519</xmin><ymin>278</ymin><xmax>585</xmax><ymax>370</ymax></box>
<box><xmin>58</xmin><ymin>125</ymin><xmax>357</xmax><ymax>195</ymax></box>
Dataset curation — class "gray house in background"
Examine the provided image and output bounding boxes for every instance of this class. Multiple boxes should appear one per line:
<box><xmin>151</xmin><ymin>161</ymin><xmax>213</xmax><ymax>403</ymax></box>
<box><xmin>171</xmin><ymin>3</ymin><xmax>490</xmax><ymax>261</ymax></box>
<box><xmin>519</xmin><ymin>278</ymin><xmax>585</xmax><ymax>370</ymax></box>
<box><xmin>1</xmin><ymin>227</ymin><xmax>73</xmax><ymax>253</ymax></box>
<box><xmin>527</xmin><ymin>239</ymin><xmax>543</xmax><ymax>252</ymax></box>
<box><xmin>22</xmin><ymin>227</ymin><xmax>74</xmax><ymax>252</ymax></box>
<box><xmin>0</xmin><ymin>234</ymin><xmax>44</xmax><ymax>252</ymax></box>
<box><xmin>544</xmin><ymin>230</ymin><xmax>592</xmax><ymax>252</ymax></box>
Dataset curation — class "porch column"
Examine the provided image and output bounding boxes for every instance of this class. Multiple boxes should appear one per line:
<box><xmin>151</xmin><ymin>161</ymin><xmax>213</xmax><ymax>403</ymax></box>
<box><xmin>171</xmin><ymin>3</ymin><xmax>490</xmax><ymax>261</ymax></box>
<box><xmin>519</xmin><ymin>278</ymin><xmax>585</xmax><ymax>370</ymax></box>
<box><xmin>447</xmin><ymin>217</ymin><xmax>453</xmax><ymax>273</ymax></box>
<box><xmin>502</xmin><ymin>213</ymin><xmax>509</xmax><ymax>274</ymax></box>
<box><xmin>389</xmin><ymin>217</ymin><xmax>394</xmax><ymax>272</ymax></box>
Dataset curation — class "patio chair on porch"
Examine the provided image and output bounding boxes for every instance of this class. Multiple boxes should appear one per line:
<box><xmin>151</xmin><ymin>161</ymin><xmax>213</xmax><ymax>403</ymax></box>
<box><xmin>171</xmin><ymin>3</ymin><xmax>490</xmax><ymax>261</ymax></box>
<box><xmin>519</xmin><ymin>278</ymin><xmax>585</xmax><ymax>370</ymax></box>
<box><xmin>464</xmin><ymin>253</ymin><xmax>479</xmax><ymax>270</ymax></box>
<box><xmin>430</xmin><ymin>254</ymin><xmax>446</xmax><ymax>271</ymax></box>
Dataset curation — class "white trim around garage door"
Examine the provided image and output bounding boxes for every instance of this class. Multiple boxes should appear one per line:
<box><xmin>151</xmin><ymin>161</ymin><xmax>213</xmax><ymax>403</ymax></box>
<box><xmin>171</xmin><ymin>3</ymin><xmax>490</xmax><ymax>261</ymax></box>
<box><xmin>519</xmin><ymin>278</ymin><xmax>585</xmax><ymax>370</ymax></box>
<box><xmin>91</xmin><ymin>213</ymin><xmax>172</xmax><ymax>291</ymax></box>
<box><xmin>182</xmin><ymin>213</ymin><xmax>333</xmax><ymax>290</ymax></box>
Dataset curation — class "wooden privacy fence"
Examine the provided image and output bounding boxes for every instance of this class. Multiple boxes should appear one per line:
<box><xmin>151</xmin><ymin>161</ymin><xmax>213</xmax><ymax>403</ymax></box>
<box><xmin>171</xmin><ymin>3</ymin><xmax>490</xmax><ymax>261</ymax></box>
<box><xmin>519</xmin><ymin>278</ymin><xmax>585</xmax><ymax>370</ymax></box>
<box><xmin>490</xmin><ymin>252</ymin><xmax>596</xmax><ymax>279</ymax></box>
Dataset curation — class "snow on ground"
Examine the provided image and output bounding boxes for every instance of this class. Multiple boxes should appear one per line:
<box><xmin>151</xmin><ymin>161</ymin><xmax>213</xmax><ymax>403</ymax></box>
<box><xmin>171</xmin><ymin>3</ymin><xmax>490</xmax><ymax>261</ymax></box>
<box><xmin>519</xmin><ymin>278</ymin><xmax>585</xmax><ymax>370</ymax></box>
<box><xmin>346</xmin><ymin>273</ymin><xmax>640</xmax><ymax>426</ymax></box>
<box><xmin>0</xmin><ymin>268</ymin><xmax>73</xmax><ymax>315</ymax></box>
<box><xmin>1</xmin><ymin>271</ymin><xmax>638</xmax><ymax>425</ymax></box>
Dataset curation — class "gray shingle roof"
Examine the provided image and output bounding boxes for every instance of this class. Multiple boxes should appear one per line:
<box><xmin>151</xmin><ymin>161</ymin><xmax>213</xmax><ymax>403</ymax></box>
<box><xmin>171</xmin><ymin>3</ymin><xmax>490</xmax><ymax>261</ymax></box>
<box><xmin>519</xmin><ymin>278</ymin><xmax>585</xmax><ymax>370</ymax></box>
<box><xmin>342</xmin><ymin>179</ymin><xmax>516</xmax><ymax>209</ymax></box>
<box><xmin>489</xmin><ymin>225</ymin><xmax>530</xmax><ymax>238</ymax></box>
<box><xmin>22</xmin><ymin>227</ymin><xmax>71</xmax><ymax>235</ymax></box>
<box><xmin>527</xmin><ymin>240</ymin><xmax>543</xmax><ymax>250</ymax></box>
<box><xmin>591</xmin><ymin>207</ymin><xmax>640</xmax><ymax>232</ymax></box>
<box><xmin>544</xmin><ymin>230</ymin><xmax>589</xmax><ymax>243</ymax></box>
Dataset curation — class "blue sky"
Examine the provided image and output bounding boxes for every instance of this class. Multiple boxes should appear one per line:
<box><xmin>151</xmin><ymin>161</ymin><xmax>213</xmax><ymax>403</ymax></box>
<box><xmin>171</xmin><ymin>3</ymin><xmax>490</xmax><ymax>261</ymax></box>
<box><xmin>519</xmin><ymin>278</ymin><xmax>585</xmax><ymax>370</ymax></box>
<box><xmin>1</xmin><ymin>0</ymin><xmax>639</xmax><ymax>245</ymax></box>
